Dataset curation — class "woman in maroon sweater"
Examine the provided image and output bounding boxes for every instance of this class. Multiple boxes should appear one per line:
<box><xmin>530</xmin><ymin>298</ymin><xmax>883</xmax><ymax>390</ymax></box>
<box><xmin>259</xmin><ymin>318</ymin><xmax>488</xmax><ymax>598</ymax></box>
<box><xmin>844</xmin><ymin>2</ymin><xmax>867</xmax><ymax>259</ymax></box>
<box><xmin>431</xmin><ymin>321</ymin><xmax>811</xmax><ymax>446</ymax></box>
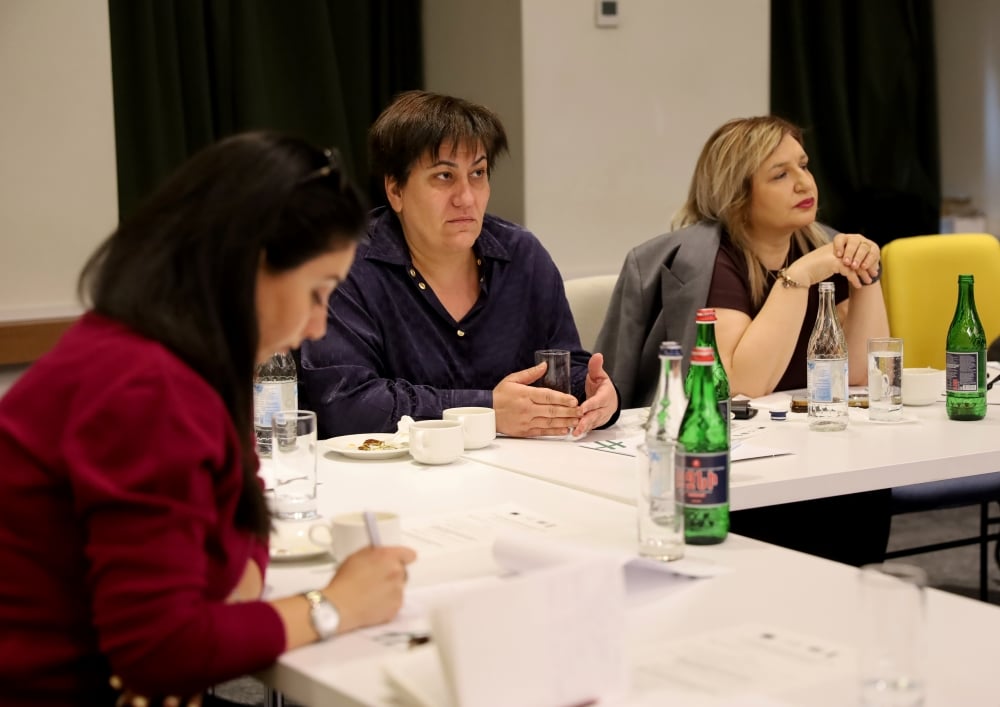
<box><xmin>0</xmin><ymin>133</ymin><xmax>415</xmax><ymax>705</ymax></box>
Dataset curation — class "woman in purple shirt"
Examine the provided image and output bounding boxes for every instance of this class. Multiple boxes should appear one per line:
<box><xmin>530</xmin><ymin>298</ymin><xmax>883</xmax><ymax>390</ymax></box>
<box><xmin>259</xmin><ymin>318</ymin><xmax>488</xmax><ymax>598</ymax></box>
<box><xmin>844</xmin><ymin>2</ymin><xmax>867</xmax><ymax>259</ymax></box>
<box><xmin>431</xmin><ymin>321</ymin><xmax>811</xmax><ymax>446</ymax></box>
<box><xmin>301</xmin><ymin>91</ymin><xmax>620</xmax><ymax>439</ymax></box>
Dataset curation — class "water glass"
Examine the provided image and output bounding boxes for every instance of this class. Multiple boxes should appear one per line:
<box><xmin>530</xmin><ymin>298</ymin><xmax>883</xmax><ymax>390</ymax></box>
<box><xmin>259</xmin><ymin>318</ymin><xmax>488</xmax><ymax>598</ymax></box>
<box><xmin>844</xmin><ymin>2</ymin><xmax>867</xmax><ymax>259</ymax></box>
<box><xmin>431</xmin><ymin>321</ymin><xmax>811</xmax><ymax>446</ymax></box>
<box><xmin>858</xmin><ymin>562</ymin><xmax>926</xmax><ymax>707</ymax></box>
<box><xmin>271</xmin><ymin>409</ymin><xmax>318</xmax><ymax>520</ymax></box>
<box><xmin>868</xmin><ymin>338</ymin><xmax>903</xmax><ymax>422</ymax></box>
<box><xmin>636</xmin><ymin>441</ymin><xmax>684</xmax><ymax>561</ymax></box>
<box><xmin>534</xmin><ymin>349</ymin><xmax>572</xmax><ymax>394</ymax></box>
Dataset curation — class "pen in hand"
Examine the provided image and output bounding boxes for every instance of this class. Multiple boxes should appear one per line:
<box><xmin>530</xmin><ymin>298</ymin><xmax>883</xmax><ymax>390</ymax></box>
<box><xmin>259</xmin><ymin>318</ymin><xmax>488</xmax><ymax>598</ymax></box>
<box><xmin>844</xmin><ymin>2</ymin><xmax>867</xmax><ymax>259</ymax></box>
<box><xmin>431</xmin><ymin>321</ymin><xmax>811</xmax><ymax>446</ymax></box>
<box><xmin>362</xmin><ymin>510</ymin><xmax>382</xmax><ymax>547</ymax></box>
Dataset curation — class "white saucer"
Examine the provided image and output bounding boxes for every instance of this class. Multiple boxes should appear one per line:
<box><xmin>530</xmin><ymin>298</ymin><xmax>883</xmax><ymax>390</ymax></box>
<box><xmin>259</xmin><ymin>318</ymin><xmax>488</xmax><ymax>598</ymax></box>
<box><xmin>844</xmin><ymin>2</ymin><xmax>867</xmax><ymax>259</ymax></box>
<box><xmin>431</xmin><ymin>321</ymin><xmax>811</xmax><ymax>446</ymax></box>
<box><xmin>269</xmin><ymin>543</ymin><xmax>329</xmax><ymax>562</ymax></box>
<box><xmin>269</xmin><ymin>519</ymin><xmax>331</xmax><ymax>562</ymax></box>
<box><xmin>322</xmin><ymin>433</ymin><xmax>409</xmax><ymax>460</ymax></box>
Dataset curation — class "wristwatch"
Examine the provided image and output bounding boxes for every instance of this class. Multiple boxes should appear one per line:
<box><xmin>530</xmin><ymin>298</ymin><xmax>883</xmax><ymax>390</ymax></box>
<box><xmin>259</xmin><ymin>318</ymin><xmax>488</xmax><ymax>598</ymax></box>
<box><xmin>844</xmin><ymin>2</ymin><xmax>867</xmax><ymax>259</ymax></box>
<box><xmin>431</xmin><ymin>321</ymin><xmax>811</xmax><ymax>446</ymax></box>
<box><xmin>304</xmin><ymin>589</ymin><xmax>340</xmax><ymax>640</ymax></box>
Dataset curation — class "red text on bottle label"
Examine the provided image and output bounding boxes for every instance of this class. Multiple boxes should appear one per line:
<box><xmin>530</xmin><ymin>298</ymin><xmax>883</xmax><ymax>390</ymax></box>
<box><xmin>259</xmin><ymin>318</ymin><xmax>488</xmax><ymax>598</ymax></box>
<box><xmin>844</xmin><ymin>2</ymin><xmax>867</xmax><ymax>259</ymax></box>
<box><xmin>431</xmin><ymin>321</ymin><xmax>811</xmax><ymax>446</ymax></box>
<box><xmin>680</xmin><ymin>451</ymin><xmax>729</xmax><ymax>507</ymax></box>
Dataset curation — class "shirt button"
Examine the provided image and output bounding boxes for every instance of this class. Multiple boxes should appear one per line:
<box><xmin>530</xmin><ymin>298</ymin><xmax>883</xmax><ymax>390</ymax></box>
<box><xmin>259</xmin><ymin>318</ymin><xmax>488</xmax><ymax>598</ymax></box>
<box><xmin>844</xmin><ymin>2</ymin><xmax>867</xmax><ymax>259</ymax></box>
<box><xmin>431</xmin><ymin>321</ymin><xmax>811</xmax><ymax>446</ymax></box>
<box><xmin>409</xmin><ymin>268</ymin><xmax>416</xmax><ymax>277</ymax></box>
<box><xmin>418</xmin><ymin>282</ymin><xmax>426</xmax><ymax>290</ymax></box>
<box><xmin>457</xmin><ymin>330</ymin><xmax>465</xmax><ymax>337</ymax></box>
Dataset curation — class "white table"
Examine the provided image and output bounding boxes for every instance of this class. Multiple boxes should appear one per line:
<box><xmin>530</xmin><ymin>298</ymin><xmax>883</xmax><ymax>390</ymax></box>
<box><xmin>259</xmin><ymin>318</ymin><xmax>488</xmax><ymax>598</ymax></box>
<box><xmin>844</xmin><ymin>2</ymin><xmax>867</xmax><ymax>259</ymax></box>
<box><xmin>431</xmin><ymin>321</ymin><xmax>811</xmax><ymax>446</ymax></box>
<box><xmin>465</xmin><ymin>402</ymin><xmax>1000</xmax><ymax>510</ymax></box>
<box><xmin>260</xmin><ymin>449</ymin><xmax>1000</xmax><ymax>706</ymax></box>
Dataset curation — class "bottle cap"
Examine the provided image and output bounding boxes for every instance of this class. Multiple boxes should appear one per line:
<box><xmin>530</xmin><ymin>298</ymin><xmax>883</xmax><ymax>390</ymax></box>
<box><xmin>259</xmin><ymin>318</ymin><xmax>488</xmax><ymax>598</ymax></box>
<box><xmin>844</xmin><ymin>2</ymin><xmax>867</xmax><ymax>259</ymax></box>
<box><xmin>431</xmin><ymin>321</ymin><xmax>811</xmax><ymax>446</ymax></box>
<box><xmin>769</xmin><ymin>409</ymin><xmax>788</xmax><ymax>421</ymax></box>
<box><xmin>659</xmin><ymin>340</ymin><xmax>683</xmax><ymax>358</ymax></box>
<box><xmin>690</xmin><ymin>346</ymin><xmax>715</xmax><ymax>365</ymax></box>
<box><xmin>695</xmin><ymin>308</ymin><xmax>717</xmax><ymax>323</ymax></box>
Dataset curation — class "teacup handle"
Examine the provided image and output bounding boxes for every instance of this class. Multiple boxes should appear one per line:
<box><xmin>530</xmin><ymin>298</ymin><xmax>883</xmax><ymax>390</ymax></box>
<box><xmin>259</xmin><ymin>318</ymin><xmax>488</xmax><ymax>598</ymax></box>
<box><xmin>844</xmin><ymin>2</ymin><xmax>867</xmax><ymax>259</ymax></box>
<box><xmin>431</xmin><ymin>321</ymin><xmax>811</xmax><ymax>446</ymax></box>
<box><xmin>308</xmin><ymin>523</ymin><xmax>334</xmax><ymax>551</ymax></box>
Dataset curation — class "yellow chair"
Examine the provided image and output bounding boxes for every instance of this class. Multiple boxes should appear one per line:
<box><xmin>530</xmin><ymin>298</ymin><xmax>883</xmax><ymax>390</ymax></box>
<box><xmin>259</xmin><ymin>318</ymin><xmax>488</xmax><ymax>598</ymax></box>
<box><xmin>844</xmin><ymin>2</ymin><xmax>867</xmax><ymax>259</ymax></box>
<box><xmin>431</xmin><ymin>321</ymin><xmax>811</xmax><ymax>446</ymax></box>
<box><xmin>881</xmin><ymin>233</ymin><xmax>1000</xmax><ymax>368</ymax></box>
<box><xmin>881</xmin><ymin>232</ymin><xmax>1000</xmax><ymax>601</ymax></box>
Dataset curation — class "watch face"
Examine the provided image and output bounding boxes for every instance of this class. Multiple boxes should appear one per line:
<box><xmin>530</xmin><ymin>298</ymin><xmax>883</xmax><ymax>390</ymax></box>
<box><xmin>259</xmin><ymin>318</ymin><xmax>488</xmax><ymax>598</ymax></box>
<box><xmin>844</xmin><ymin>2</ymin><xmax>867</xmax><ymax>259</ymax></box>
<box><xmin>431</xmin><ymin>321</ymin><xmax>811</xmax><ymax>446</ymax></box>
<box><xmin>312</xmin><ymin>600</ymin><xmax>340</xmax><ymax>638</ymax></box>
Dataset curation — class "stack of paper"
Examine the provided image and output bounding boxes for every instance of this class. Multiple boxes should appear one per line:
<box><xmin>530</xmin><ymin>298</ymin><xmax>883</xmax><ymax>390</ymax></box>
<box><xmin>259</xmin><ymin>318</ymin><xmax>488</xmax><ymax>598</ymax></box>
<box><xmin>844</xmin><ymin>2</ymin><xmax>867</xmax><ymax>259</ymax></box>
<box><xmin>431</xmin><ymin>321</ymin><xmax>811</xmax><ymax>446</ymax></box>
<box><xmin>385</xmin><ymin>557</ymin><xmax>628</xmax><ymax>707</ymax></box>
<box><xmin>381</xmin><ymin>529</ymin><xmax>730</xmax><ymax>706</ymax></box>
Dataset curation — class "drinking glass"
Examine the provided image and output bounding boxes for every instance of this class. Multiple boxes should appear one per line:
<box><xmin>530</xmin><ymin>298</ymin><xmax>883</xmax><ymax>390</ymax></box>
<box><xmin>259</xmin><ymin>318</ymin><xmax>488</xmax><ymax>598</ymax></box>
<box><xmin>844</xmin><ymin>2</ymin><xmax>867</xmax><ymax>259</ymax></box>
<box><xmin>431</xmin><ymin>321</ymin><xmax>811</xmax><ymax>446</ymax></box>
<box><xmin>271</xmin><ymin>409</ymin><xmax>318</xmax><ymax>520</ymax></box>
<box><xmin>858</xmin><ymin>562</ymin><xmax>926</xmax><ymax>707</ymax></box>
<box><xmin>534</xmin><ymin>349</ymin><xmax>572</xmax><ymax>393</ymax></box>
<box><xmin>868</xmin><ymin>337</ymin><xmax>903</xmax><ymax>422</ymax></box>
<box><xmin>636</xmin><ymin>441</ymin><xmax>684</xmax><ymax>561</ymax></box>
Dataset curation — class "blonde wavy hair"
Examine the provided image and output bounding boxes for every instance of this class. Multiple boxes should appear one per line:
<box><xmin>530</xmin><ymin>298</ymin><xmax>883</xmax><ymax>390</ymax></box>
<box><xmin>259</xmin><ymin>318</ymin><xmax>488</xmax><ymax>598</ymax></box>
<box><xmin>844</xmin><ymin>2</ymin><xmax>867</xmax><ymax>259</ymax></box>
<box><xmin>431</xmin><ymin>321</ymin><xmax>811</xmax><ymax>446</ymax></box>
<box><xmin>672</xmin><ymin>116</ymin><xmax>829</xmax><ymax>307</ymax></box>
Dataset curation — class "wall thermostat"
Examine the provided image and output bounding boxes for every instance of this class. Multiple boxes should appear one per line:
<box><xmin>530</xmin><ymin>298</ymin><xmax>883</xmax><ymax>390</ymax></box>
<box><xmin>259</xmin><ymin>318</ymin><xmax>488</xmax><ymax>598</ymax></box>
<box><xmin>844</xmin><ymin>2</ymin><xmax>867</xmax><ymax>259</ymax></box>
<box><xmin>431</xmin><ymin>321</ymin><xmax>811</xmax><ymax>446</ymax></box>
<box><xmin>595</xmin><ymin>0</ymin><xmax>619</xmax><ymax>28</ymax></box>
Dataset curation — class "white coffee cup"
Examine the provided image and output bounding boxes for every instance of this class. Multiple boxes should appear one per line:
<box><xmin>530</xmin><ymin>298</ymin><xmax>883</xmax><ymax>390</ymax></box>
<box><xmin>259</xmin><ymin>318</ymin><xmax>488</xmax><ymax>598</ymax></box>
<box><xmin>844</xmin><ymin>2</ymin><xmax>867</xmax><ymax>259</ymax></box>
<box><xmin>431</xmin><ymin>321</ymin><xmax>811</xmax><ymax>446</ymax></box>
<box><xmin>901</xmin><ymin>367</ymin><xmax>944</xmax><ymax>406</ymax></box>
<box><xmin>308</xmin><ymin>511</ymin><xmax>402</xmax><ymax>561</ymax></box>
<box><xmin>442</xmin><ymin>407</ymin><xmax>497</xmax><ymax>449</ymax></box>
<box><xmin>409</xmin><ymin>419</ymin><xmax>464</xmax><ymax>464</ymax></box>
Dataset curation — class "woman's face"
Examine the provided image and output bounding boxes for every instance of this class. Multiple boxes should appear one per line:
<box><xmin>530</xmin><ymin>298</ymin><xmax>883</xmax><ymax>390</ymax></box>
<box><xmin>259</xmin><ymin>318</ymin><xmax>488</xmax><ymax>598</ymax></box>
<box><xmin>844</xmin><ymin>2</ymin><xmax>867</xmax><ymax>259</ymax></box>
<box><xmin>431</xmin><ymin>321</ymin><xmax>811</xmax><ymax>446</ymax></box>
<box><xmin>748</xmin><ymin>133</ymin><xmax>818</xmax><ymax>239</ymax></box>
<box><xmin>255</xmin><ymin>244</ymin><xmax>357</xmax><ymax>364</ymax></box>
<box><xmin>385</xmin><ymin>139</ymin><xmax>490</xmax><ymax>256</ymax></box>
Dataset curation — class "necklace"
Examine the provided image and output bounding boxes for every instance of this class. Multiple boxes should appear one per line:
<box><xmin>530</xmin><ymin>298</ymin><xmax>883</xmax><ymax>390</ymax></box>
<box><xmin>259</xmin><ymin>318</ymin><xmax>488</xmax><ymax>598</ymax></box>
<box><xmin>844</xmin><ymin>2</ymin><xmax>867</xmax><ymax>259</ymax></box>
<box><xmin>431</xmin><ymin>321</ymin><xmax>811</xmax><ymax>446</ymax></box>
<box><xmin>766</xmin><ymin>251</ymin><xmax>790</xmax><ymax>280</ymax></box>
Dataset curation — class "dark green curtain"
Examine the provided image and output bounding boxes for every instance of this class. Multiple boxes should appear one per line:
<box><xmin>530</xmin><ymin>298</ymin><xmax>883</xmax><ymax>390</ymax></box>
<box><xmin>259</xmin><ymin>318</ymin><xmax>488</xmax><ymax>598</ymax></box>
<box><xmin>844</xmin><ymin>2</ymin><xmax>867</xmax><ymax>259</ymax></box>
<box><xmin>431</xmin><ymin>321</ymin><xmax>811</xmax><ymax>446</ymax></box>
<box><xmin>771</xmin><ymin>0</ymin><xmax>939</xmax><ymax>244</ymax></box>
<box><xmin>108</xmin><ymin>0</ymin><xmax>422</xmax><ymax>219</ymax></box>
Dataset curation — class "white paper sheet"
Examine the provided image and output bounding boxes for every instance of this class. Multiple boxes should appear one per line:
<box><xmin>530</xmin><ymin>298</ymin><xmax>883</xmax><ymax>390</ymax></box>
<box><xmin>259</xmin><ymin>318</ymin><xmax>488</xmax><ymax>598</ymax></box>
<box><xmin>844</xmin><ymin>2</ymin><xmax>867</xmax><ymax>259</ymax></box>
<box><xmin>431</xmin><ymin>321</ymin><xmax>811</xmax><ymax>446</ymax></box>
<box><xmin>632</xmin><ymin>623</ymin><xmax>851</xmax><ymax>699</ymax></box>
<box><xmin>385</xmin><ymin>623</ymin><xmax>823</xmax><ymax>707</ymax></box>
<box><xmin>400</xmin><ymin>503</ymin><xmax>561</xmax><ymax>558</ymax></box>
<box><xmin>578</xmin><ymin>433</ymin><xmax>792</xmax><ymax>463</ymax></box>
<box><xmin>432</xmin><ymin>558</ymin><xmax>630</xmax><ymax>707</ymax></box>
<box><xmin>492</xmin><ymin>529</ymin><xmax>729</xmax><ymax>582</ymax></box>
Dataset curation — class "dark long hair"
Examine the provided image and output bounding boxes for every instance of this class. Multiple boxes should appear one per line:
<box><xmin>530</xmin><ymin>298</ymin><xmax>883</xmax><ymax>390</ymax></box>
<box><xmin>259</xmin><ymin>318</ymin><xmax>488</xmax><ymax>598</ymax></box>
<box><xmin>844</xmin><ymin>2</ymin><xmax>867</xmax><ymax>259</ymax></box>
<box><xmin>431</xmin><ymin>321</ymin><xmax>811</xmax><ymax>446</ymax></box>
<box><xmin>79</xmin><ymin>132</ymin><xmax>366</xmax><ymax>538</ymax></box>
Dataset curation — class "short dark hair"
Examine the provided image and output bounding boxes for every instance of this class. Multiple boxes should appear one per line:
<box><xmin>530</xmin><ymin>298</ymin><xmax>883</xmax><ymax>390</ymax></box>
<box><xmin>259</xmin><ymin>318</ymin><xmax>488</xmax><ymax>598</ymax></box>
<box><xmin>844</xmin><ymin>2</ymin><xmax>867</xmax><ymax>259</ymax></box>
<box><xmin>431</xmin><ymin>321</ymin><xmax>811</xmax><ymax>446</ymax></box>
<box><xmin>369</xmin><ymin>90</ymin><xmax>509</xmax><ymax>186</ymax></box>
<box><xmin>79</xmin><ymin>132</ymin><xmax>367</xmax><ymax>537</ymax></box>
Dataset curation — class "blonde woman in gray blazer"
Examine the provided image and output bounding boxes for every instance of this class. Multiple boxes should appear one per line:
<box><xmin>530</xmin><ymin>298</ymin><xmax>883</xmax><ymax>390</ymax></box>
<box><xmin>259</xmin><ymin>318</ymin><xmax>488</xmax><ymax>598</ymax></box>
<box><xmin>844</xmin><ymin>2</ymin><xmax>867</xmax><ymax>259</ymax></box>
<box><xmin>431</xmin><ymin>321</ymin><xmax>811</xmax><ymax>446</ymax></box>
<box><xmin>596</xmin><ymin>116</ymin><xmax>890</xmax><ymax>568</ymax></box>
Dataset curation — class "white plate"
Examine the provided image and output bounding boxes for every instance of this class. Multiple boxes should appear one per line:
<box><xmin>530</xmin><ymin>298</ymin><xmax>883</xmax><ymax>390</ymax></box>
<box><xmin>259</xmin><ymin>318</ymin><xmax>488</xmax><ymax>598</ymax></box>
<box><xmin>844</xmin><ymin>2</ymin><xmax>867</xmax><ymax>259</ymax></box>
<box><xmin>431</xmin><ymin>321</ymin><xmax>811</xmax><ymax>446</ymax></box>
<box><xmin>322</xmin><ymin>433</ymin><xmax>410</xmax><ymax>459</ymax></box>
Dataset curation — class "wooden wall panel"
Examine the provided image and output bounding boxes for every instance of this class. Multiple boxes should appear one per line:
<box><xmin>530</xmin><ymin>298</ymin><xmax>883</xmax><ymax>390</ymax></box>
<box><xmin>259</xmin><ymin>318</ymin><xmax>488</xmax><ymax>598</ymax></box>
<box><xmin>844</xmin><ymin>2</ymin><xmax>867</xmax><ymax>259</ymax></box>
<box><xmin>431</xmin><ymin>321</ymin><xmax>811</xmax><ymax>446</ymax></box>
<box><xmin>0</xmin><ymin>318</ymin><xmax>77</xmax><ymax>365</ymax></box>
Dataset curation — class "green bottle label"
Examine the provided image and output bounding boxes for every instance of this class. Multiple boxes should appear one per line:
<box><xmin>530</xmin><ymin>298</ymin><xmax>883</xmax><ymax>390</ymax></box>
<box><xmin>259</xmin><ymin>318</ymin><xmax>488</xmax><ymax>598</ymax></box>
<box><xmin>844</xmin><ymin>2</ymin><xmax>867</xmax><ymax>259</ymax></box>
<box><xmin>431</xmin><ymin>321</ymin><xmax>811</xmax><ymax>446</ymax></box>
<box><xmin>946</xmin><ymin>351</ymin><xmax>981</xmax><ymax>392</ymax></box>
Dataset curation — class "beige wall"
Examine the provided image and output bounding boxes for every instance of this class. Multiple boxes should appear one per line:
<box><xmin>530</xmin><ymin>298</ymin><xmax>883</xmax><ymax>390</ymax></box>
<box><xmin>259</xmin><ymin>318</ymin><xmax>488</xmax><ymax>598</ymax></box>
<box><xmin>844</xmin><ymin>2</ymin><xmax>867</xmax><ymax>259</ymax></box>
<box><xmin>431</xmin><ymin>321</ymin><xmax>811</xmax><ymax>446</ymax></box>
<box><xmin>935</xmin><ymin>0</ymin><xmax>1000</xmax><ymax>236</ymax></box>
<box><xmin>424</xmin><ymin>0</ymin><xmax>770</xmax><ymax>278</ymax></box>
<box><xmin>0</xmin><ymin>1</ymin><xmax>117</xmax><ymax>321</ymax></box>
<box><xmin>1</xmin><ymin>1</ymin><xmax>996</xmax><ymax>322</ymax></box>
<box><xmin>423</xmin><ymin>0</ymin><xmax>526</xmax><ymax>225</ymax></box>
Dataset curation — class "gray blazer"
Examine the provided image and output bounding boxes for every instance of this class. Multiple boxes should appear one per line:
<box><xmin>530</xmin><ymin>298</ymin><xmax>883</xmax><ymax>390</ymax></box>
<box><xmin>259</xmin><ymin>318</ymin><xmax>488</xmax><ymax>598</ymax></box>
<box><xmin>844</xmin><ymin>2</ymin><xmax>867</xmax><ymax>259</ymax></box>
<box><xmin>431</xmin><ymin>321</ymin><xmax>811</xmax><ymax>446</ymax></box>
<box><xmin>595</xmin><ymin>222</ymin><xmax>721</xmax><ymax>409</ymax></box>
<box><xmin>596</xmin><ymin>221</ymin><xmax>837</xmax><ymax>408</ymax></box>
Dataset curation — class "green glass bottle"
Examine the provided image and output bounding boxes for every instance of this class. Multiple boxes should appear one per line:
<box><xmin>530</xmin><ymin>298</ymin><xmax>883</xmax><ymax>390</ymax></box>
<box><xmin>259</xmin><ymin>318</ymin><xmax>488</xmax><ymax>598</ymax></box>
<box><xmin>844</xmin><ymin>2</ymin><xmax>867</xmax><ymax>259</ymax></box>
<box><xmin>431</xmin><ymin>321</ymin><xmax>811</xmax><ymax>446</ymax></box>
<box><xmin>945</xmin><ymin>274</ymin><xmax>986</xmax><ymax>421</ymax></box>
<box><xmin>684</xmin><ymin>308</ymin><xmax>731</xmax><ymax>429</ymax></box>
<box><xmin>677</xmin><ymin>345</ymin><xmax>729</xmax><ymax>544</ymax></box>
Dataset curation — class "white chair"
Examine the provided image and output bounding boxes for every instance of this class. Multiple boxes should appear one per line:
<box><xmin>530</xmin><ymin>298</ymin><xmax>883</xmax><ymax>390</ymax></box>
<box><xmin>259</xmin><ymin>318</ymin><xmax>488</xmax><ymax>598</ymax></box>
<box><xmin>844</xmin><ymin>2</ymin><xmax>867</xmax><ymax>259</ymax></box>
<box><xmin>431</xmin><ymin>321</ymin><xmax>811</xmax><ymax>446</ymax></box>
<box><xmin>563</xmin><ymin>274</ymin><xmax>618</xmax><ymax>351</ymax></box>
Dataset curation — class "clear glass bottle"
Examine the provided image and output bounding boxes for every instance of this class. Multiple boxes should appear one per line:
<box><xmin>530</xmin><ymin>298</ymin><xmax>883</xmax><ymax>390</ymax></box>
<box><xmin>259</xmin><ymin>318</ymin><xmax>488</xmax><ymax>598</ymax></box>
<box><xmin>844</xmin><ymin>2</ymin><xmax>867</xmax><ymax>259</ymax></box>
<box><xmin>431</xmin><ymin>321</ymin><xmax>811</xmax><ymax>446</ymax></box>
<box><xmin>946</xmin><ymin>274</ymin><xmax>986</xmax><ymax>421</ymax></box>
<box><xmin>685</xmin><ymin>308</ymin><xmax>731</xmax><ymax>431</ymax></box>
<box><xmin>677</xmin><ymin>346</ymin><xmax>729</xmax><ymax>545</ymax></box>
<box><xmin>645</xmin><ymin>341</ymin><xmax>686</xmax><ymax>443</ymax></box>
<box><xmin>639</xmin><ymin>341</ymin><xmax>688</xmax><ymax>561</ymax></box>
<box><xmin>253</xmin><ymin>352</ymin><xmax>298</xmax><ymax>455</ymax></box>
<box><xmin>807</xmin><ymin>281</ymin><xmax>849</xmax><ymax>431</ymax></box>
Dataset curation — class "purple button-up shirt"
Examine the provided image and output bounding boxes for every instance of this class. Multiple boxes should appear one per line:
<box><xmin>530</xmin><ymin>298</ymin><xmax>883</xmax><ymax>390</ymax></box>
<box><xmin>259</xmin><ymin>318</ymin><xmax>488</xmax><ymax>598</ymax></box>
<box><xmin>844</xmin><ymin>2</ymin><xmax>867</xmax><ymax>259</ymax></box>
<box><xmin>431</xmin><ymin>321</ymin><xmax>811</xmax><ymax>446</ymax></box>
<box><xmin>300</xmin><ymin>208</ymin><xmax>620</xmax><ymax>438</ymax></box>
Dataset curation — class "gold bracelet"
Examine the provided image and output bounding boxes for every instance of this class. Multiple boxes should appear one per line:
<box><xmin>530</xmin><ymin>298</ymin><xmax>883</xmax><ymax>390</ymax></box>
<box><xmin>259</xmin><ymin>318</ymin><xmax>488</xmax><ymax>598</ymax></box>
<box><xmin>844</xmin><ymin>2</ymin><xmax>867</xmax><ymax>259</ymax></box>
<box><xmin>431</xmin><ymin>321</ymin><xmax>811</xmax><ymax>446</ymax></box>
<box><xmin>777</xmin><ymin>268</ymin><xmax>805</xmax><ymax>289</ymax></box>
